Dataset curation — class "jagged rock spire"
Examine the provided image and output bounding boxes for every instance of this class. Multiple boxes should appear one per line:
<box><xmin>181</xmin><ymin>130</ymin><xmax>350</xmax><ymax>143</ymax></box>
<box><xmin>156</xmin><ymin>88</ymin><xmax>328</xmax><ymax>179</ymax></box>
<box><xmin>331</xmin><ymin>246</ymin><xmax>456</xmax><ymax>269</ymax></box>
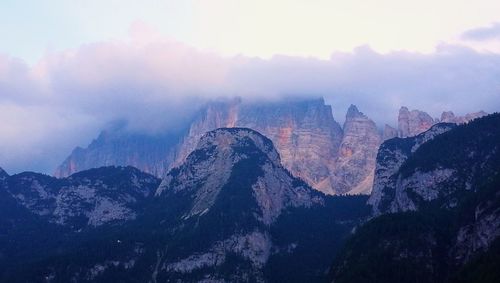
<box><xmin>332</xmin><ymin>105</ymin><xmax>382</xmax><ymax>195</ymax></box>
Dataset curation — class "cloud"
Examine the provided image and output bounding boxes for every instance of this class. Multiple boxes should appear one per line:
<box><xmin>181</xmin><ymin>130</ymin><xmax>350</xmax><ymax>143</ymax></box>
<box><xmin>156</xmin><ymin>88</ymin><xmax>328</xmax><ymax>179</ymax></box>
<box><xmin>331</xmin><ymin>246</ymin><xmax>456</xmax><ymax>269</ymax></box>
<box><xmin>1</xmin><ymin>27</ymin><xmax>500</xmax><ymax>174</ymax></box>
<box><xmin>227</xmin><ymin>44</ymin><xmax>500</xmax><ymax>123</ymax></box>
<box><xmin>462</xmin><ymin>22</ymin><xmax>500</xmax><ymax>41</ymax></box>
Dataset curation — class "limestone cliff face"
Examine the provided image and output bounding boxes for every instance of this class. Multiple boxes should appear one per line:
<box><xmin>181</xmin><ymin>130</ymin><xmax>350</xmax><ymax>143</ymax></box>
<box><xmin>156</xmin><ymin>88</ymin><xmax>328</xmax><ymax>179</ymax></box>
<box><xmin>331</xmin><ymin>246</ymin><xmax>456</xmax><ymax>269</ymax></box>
<box><xmin>396</xmin><ymin>107</ymin><xmax>488</xmax><ymax>138</ymax></box>
<box><xmin>370</xmin><ymin>113</ymin><xmax>499</xmax><ymax>217</ymax></box>
<box><xmin>368</xmin><ymin>123</ymin><xmax>456</xmax><ymax>215</ymax></box>
<box><xmin>440</xmin><ymin>110</ymin><xmax>487</xmax><ymax>124</ymax></box>
<box><xmin>54</xmin><ymin>126</ymin><xmax>181</xmax><ymax>178</ymax></box>
<box><xmin>3</xmin><ymin>166</ymin><xmax>160</xmax><ymax>230</ymax></box>
<box><xmin>383</xmin><ymin>124</ymin><xmax>398</xmax><ymax>140</ymax></box>
<box><xmin>173</xmin><ymin>98</ymin><xmax>344</xmax><ymax>195</ymax></box>
<box><xmin>238</xmin><ymin>99</ymin><xmax>344</xmax><ymax>195</ymax></box>
<box><xmin>154</xmin><ymin>128</ymin><xmax>327</xmax><ymax>281</ymax></box>
<box><xmin>397</xmin><ymin>107</ymin><xmax>436</xmax><ymax>138</ymax></box>
<box><xmin>332</xmin><ymin>115</ymin><xmax>500</xmax><ymax>283</ymax></box>
<box><xmin>171</xmin><ymin>98</ymin><xmax>242</xmax><ymax>170</ymax></box>
<box><xmin>158</xmin><ymin>128</ymin><xmax>321</xmax><ymax>225</ymax></box>
<box><xmin>56</xmin><ymin>98</ymin><xmax>344</xmax><ymax>194</ymax></box>
<box><xmin>54</xmin><ymin>97</ymin><xmax>487</xmax><ymax>196</ymax></box>
<box><xmin>332</xmin><ymin>105</ymin><xmax>381</xmax><ymax>195</ymax></box>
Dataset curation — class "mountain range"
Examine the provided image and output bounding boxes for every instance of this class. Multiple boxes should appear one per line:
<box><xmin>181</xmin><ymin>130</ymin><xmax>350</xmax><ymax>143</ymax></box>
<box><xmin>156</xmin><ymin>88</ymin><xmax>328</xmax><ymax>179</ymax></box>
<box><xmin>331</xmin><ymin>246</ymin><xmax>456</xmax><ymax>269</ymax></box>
<box><xmin>330</xmin><ymin>113</ymin><xmax>500</xmax><ymax>283</ymax></box>
<box><xmin>55</xmin><ymin>97</ymin><xmax>486</xmax><ymax>195</ymax></box>
<box><xmin>1</xmin><ymin>128</ymin><xmax>369</xmax><ymax>282</ymax></box>
<box><xmin>0</xmin><ymin>99</ymin><xmax>497</xmax><ymax>282</ymax></box>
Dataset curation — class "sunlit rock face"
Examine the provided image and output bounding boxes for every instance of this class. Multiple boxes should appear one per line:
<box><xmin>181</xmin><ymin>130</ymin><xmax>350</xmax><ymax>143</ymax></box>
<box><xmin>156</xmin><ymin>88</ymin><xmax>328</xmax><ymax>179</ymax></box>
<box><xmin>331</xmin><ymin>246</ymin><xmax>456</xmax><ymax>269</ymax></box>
<box><xmin>171</xmin><ymin>98</ymin><xmax>242</xmax><ymax>170</ymax></box>
<box><xmin>440</xmin><ymin>110</ymin><xmax>488</xmax><ymax>124</ymax></box>
<box><xmin>237</xmin><ymin>99</ymin><xmax>344</xmax><ymax>195</ymax></box>
<box><xmin>332</xmin><ymin>105</ymin><xmax>382</xmax><ymax>195</ymax></box>
<box><xmin>55</xmin><ymin>98</ymin><xmax>345</xmax><ymax>194</ymax></box>
<box><xmin>55</xmin><ymin>97</ymin><xmax>487</xmax><ymax>196</ymax></box>
<box><xmin>396</xmin><ymin>107</ymin><xmax>488</xmax><ymax>139</ymax></box>
<box><xmin>173</xmin><ymin>98</ymin><xmax>344</xmax><ymax>195</ymax></box>
<box><xmin>398</xmin><ymin>107</ymin><xmax>436</xmax><ymax>138</ymax></box>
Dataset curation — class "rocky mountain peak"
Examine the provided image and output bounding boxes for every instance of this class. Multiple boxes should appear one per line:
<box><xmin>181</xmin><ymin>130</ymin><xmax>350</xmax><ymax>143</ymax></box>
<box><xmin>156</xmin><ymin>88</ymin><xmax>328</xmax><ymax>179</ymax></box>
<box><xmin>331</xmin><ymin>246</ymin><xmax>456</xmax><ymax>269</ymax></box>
<box><xmin>464</xmin><ymin>110</ymin><xmax>487</xmax><ymax>121</ymax></box>
<box><xmin>440</xmin><ymin>110</ymin><xmax>488</xmax><ymax>124</ymax></box>
<box><xmin>3</xmin><ymin>166</ymin><xmax>160</xmax><ymax>230</ymax></box>
<box><xmin>334</xmin><ymin>114</ymin><xmax>500</xmax><ymax>283</ymax></box>
<box><xmin>172</xmin><ymin>98</ymin><xmax>344</xmax><ymax>195</ymax></box>
<box><xmin>196</xmin><ymin>127</ymin><xmax>281</xmax><ymax>166</ymax></box>
<box><xmin>440</xmin><ymin>111</ymin><xmax>456</xmax><ymax>122</ymax></box>
<box><xmin>368</xmin><ymin>122</ymin><xmax>457</xmax><ymax>215</ymax></box>
<box><xmin>397</xmin><ymin>107</ymin><xmax>487</xmax><ymax>139</ymax></box>
<box><xmin>332</xmin><ymin>105</ymin><xmax>382</xmax><ymax>195</ymax></box>
<box><xmin>156</xmin><ymin>127</ymin><xmax>322</xmax><ymax>224</ymax></box>
<box><xmin>369</xmin><ymin>113</ymin><xmax>499</xmax><ymax>216</ymax></box>
<box><xmin>398</xmin><ymin>106</ymin><xmax>435</xmax><ymax>138</ymax></box>
<box><xmin>346</xmin><ymin>104</ymin><xmax>366</xmax><ymax>119</ymax></box>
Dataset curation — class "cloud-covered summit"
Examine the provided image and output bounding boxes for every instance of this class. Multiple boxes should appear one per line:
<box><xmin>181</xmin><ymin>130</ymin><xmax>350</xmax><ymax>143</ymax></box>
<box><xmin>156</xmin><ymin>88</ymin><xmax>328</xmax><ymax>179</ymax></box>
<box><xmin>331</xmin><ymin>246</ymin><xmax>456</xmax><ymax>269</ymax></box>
<box><xmin>1</xmin><ymin>27</ymin><xmax>499</xmax><ymax>174</ymax></box>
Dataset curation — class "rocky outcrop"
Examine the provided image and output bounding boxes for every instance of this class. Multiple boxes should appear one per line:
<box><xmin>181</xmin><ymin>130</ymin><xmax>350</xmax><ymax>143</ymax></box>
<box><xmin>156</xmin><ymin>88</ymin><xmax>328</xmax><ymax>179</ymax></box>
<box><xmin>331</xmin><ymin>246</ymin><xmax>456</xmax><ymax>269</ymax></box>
<box><xmin>101</xmin><ymin>127</ymin><xmax>365</xmax><ymax>282</ymax></box>
<box><xmin>174</xmin><ymin>100</ymin><xmax>388</xmax><ymax>196</ymax></box>
<box><xmin>55</xmin><ymin>98</ymin><xmax>345</xmax><ymax>194</ymax></box>
<box><xmin>440</xmin><ymin>110</ymin><xmax>488</xmax><ymax>124</ymax></box>
<box><xmin>397</xmin><ymin>106</ymin><xmax>436</xmax><ymax>138</ymax></box>
<box><xmin>452</xmin><ymin>195</ymin><xmax>500</xmax><ymax>264</ymax></box>
<box><xmin>383</xmin><ymin>124</ymin><xmax>398</xmax><ymax>140</ymax></box>
<box><xmin>54</xmin><ymin>125</ymin><xmax>182</xmax><ymax>178</ymax></box>
<box><xmin>155</xmin><ymin>128</ymin><xmax>320</xmax><ymax>279</ymax></box>
<box><xmin>368</xmin><ymin>123</ymin><xmax>456</xmax><ymax>215</ymax></box>
<box><xmin>332</xmin><ymin>105</ymin><xmax>381</xmax><ymax>195</ymax></box>
<box><xmin>55</xmin><ymin>97</ymin><xmax>487</xmax><ymax>197</ymax></box>
<box><xmin>173</xmin><ymin>98</ymin><xmax>344</xmax><ymax>195</ymax></box>
<box><xmin>4</xmin><ymin>166</ymin><xmax>160</xmax><ymax>229</ymax></box>
<box><xmin>396</xmin><ymin>107</ymin><xmax>488</xmax><ymax>139</ymax></box>
<box><xmin>331</xmin><ymin>114</ymin><xmax>500</xmax><ymax>283</ymax></box>
<box><xmin>157</xmin><ymin>128</ymin><xmax>322</xmax><ymax>225</ymax></box>
<box><xmin>370</xmin><ymin>113</ymin><xmax>500</xmax><ymax>216</ymax></box>
<box><xmin>170</xmin><ymin>98</ymin><xmax>242</xmax><ymax>169</ymax></box>
<box><xmin>238</xmin><ymin>99</ymin><xmax>344</xmax><ymax>195</ymax></box>
<box><xmin>54</xmin><ymin>98</ymin><xmax>381</xmax><ymax>196</ymax></box>
<box><xmin>166</xmin><ymin>231</ymin><xmax>272</xmax><ymax>273</ymax></box>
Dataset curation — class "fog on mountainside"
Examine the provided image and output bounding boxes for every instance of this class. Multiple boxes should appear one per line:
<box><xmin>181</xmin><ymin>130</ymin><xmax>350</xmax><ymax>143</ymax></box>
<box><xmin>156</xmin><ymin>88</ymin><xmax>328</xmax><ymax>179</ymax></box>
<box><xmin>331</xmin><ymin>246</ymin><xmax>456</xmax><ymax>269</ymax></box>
<box><xmin>2</xmin><ymin>38</ymin><xmax>500</xmax><ymax>174</ymax></box>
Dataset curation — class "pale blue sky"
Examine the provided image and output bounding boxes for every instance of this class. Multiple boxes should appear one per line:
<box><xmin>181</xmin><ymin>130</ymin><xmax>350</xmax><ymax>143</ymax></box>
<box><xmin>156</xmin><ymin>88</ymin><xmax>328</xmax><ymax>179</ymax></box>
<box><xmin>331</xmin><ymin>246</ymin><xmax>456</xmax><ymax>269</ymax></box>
<box><xmin>0</xmin><ymin>0</ymin><xmax>196</xmax><ymax>63</ymax></box>
<box><xmin>2</xmin><ymin>0</ymin><xmax>500</xmax><ymax>64</ymax></box>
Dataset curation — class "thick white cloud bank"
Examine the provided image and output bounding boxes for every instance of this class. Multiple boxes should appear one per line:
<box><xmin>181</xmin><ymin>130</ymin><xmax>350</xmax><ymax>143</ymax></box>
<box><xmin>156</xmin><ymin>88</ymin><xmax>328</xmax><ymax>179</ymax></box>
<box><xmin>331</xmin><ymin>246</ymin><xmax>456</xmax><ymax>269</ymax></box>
<box><xmin>1</xmin><ymin>27</ymin><xmax>499</xmax><ymax>174</ymax></box>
